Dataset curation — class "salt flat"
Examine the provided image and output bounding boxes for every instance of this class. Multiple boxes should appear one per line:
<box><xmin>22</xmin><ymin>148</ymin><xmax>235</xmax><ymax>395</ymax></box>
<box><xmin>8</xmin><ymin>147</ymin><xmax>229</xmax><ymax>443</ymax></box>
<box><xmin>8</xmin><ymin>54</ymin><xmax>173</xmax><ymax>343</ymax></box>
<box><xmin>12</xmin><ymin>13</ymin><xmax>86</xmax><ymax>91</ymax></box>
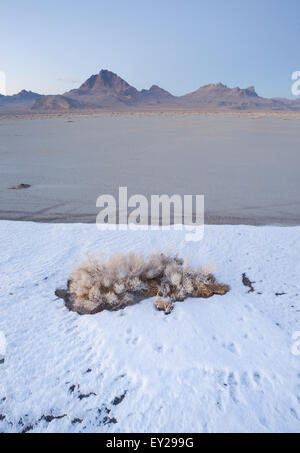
<box><xmin>1</xmin><ymin>114</ymin><xmax>300</xmax><ymax>225</ymax></box>
<box><xmin>0</xmin><ymin>221</ymin><xmax>299</xmax><ymax>433</ymax></box>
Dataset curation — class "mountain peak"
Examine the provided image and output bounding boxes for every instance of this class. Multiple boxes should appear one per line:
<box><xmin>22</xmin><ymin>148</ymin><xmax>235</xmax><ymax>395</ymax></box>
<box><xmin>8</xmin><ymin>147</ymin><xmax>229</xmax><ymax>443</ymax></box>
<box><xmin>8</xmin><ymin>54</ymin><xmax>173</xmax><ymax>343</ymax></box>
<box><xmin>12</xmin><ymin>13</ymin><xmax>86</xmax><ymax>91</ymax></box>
<box><xmin>149</xmin><ymin>85</ymin><xmax>163</xmax><ymax>91</ymax></box>
<box><xmin>140</xmin><ymin>84</ymin><xmax>174</xmax><ymax>102</ymax></box>
<box><xmin>231</xmin><ymin>86</ymin><xmax>258</xmax><ymax>97</ymax></box>
<box><xmin>201</xmin><ymin>83</ymin><xmax>229</xmax><ymax>90</ymax></box>
<box><xmin>245</xmin><ymin>86</ymin><xmax>258</xmax><ymax>96</ymax></box>
<box><xmin>15</xmin><ymin>89</ymin><xmax>40</xmax><ymax>99</ymax></box>
<box><xmin>149</xmin><ymin>85</ymin><xmax>172</xmax><ymax>95</ymax></box>
<box><xmin>76</xmin><ymin>69</ymin><xmax>132</xmax><ymax>95</ymax></box>
<box><xmin>0</xmin><ymin>89</ymin><xmax>41</xmax><ymax>106</ymax></box>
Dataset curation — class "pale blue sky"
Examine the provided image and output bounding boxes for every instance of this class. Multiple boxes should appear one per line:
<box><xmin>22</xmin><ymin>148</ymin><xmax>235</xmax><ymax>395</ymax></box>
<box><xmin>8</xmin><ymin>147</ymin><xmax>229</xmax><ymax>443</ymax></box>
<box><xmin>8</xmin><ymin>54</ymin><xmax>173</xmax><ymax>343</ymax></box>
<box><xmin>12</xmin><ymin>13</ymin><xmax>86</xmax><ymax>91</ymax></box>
<box><xmin>1</xmin><ymin>0</ymin><xmax>299</xmax><ymax>97</ymax></box>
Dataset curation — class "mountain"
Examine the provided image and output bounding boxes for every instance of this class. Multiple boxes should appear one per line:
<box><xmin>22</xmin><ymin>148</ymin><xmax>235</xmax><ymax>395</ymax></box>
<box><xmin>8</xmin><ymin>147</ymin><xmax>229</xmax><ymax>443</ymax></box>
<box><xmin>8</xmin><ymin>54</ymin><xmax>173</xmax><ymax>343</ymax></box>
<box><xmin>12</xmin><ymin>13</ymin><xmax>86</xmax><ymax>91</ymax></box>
<box><xmin>1</xmin><ymin>70</ymin><xmax>300</xmax><ymax>113</ymax></box>
<box><xmin>178</xmin><ymin>83</ymin><xmax>291</xmax><ymax>111</ymax></box>
<box><xmin>180</xmin><ymin>83</ymin><xmax>258</xmax><ymax>104</ymax></box>
<box><xmin>30</xmin><ymin>70</ymin><xmax>175</xmax><ymax>111</ymax></box>
<box><xmin>0</xmin><ymin>90</ymin><xmax>41</xmax><ymax>112</ymax></box>
<box><xmin>0</xmin><ymin>89</ymin><xmax>41</xmax><ymax>104</ymax></box>
<box><xmin>11</xmin><ymin>90</ymin><xmax>41</xmax><ymax>102</ymax></box>
<box><xmin>140</xmin><ymin>85</ymin><xmax>175</xmax><ymax>104</ymax></box>
<box><xmin>65</xmin><ymin>69</ymin><xmax>174</xmax><ymax>108</ymax></box>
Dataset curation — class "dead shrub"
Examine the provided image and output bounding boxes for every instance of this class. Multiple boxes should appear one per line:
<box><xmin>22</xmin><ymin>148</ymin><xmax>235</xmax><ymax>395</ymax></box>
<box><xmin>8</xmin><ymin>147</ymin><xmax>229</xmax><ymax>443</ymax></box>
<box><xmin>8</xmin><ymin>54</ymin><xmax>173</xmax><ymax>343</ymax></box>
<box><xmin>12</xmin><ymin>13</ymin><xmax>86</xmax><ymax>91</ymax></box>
<box><xmin>57</xmin><ymin>251</ymin><xmax>229</xmax><ymax>315</ymax></box>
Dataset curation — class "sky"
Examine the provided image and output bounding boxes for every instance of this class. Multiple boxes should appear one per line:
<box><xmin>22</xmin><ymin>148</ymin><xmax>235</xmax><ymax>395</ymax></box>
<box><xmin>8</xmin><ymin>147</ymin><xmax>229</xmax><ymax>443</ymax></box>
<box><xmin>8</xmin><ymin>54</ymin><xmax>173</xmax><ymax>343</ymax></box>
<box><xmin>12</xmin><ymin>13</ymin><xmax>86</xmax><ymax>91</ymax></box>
<box><xmin>1</xmin><ymin>0</ymin><xmax>300</xmax><ymax>98</ymax></box>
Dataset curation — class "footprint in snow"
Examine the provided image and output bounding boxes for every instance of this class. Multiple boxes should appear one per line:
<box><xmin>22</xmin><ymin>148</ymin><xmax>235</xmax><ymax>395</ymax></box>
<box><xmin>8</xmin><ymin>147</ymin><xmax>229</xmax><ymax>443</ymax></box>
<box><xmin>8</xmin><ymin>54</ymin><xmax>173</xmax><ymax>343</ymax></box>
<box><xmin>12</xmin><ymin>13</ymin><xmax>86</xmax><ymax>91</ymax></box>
<box><xmin>290</xmin><ymin>407</ymin><xmax>299</xmax><ymax>420</ymax></box>
<box><xmin>224</xmin><ymin>342</ymin><xmax>240</xmax><ymax>356</ymax></box>
<box><xmin>154</xmin><ymin>345</ymin><xmax>163</xmax><ymax>353</ymax></box>
<box><xmin>125</xmin><ymin>328</ymin><xmax>139</xmax><ymax>345</ymax></box>
<box><xmin>228</xmin><ymin>372</ymin><xmax>239</xmax><ymax>404</ymax></box>
<box><xmin>253</xmin><ymin>372</ymin><xmax>261</xmax><ymax>386</ymax></box>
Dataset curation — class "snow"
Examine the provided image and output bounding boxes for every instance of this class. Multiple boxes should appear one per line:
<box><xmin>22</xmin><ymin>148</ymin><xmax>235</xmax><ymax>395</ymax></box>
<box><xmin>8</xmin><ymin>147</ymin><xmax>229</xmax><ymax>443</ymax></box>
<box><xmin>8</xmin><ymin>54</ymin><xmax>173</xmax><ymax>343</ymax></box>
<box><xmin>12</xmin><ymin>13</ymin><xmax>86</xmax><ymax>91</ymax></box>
<box><xmin>0</xmin><ymin>220</ymin><xmax>300</xmax><ymax>433</ymax></box>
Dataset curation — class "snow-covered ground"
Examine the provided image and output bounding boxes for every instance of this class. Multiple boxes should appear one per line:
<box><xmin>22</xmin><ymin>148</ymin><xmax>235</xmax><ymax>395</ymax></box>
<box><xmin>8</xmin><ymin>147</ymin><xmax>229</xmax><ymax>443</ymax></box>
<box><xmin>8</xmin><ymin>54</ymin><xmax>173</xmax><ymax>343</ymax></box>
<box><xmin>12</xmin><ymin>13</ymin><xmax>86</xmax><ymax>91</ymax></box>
<box><xmin>0</xmin><ymin>220</ymin><xmax>299</xmax><ymax>433</ymax></box>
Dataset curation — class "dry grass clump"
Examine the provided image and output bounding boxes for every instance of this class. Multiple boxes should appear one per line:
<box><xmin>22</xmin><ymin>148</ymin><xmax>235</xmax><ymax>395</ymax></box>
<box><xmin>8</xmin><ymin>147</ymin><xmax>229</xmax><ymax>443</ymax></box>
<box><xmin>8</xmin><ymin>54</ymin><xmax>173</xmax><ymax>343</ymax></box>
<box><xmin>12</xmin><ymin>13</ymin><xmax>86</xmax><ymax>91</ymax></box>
<box><xmin>155</xmin><ymin>297</ymin><xmax>173</xmax><ymax>315</ymax></box>
<box><xmin>61</xmin><ymin>252</ymin><xmax>229</xmax><ymax>315</ymax></box>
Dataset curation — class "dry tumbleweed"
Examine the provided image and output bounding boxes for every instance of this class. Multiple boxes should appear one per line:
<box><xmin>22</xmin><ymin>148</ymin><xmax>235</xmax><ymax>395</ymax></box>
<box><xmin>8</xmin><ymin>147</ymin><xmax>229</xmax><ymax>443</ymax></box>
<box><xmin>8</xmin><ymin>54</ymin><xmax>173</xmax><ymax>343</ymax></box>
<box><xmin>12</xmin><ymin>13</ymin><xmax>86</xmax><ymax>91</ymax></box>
<box><xmin>56</xmin><ymin>252</ymin><xmax>229</xmax><ymax>315</ymax></box>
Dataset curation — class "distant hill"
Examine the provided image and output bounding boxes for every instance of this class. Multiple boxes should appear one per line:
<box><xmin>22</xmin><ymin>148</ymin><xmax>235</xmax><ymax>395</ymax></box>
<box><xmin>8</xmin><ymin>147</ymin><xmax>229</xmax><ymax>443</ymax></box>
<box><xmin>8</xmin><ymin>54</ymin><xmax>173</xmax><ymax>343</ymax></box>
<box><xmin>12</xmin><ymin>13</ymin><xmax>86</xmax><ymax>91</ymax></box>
<box><xmin>0</xmin><ymin>90</ymin><xmax>41</xmax><ymax>113</ymax></box>
<box><xmin>1</xmin><ymin>70</ymin><xmax>300</xmax><ymax>113</ymax></box>
<box><xmin>0</xmin><ymin>89</ymin><xmax>41</xmax><ymax>104</ymax></box>
<box><xmin>178</xmin><ymin>83</ymin><xmax>292</xmax><ymax>111</ymax></box>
